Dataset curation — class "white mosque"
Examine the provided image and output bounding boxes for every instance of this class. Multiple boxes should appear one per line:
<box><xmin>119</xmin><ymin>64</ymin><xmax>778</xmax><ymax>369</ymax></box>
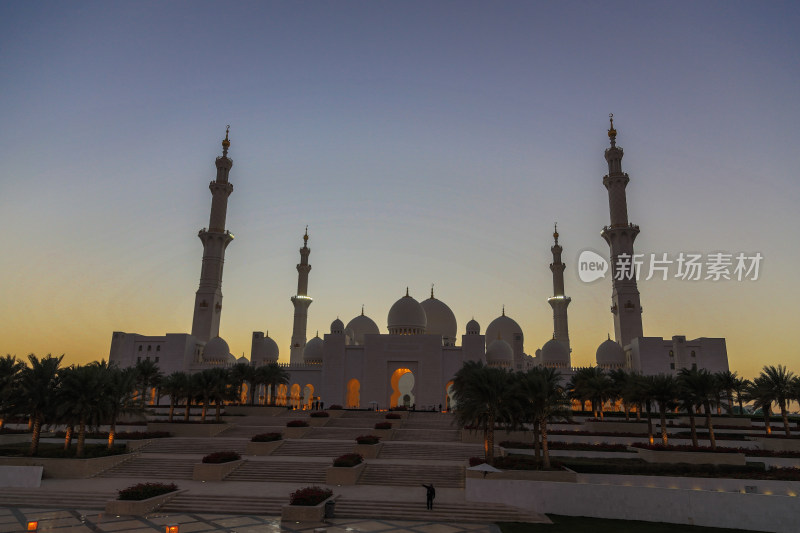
<box><xmin>109</xmin><ymin>120</ymin><xmax>729</xmax><ymax>409</ymax></box>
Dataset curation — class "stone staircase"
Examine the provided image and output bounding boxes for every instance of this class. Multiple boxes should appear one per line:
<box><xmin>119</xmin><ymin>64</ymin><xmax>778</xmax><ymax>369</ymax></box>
<box><xmin>404</xmin><ymin>413</ymin><xmax>458</xmax><ymax>429</ymax></box>
<box><xmin>219</xmin><ymin>424</ymin><xmax>284</xmax><ymax>438</ymax></box>
<box><xmin>334</xmin><ymin>498</ymin><xmax>547</xmax><ymax>523</ymax></box>
<box><xmin>140</xmin><ymin>437</ymin><xmax>248</xmax><ymax>455</ymax></box>
<box><xmin>97</xmin><ymin>456</ymin><xmax>196</xmax><ymax>479</ymax></box>
<box><xmin>305</xmin><ymin>427</ymin><xmax>372</xmax><ymax>440</ymax></box>
<box><xmin>393</xmin><ymin>429</ymin><xmax>461</xmax><ymax>442</ymax></box>
<box><xmin>0</xmin><ymin>489</ymin><xmax>113</xmax><ymax>510</ymax></box>
<box><xmin>160</xmin><ymin>493</ymin><xmax>286</xmax><ymax>515</ymax></box>
<box><xmin>358</xmin><ymin>463</ymin><xmax>464</xmax><ymax>488</ymax></box>
<box><xmin>224</xmin><ymin>460</ymin><xmax>327</xmax><ymax>483</ymax></box>
<box><xmin>379</xmin><ymin>442</ymin><xmax>486</xmax><ymax>461</ymax></box>
<box><xmin>270</xmin><ymin>439</ymin><xmax>355</xmax><ymax>457</ymax></box>
<box><xmin>326</xmin><ymin>417</ymin><xmax>379</xmax><ymax>428</ymax></box>
<box><xmin>342</xmin><ymin>411</ymin><xmax>383</xmax><ymax>419</ymax></box>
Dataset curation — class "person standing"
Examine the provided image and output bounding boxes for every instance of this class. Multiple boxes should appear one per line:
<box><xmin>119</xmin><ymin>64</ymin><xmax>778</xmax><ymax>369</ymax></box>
<box><xmin>421</xmin><ymin>483</ymin><xmax>435</xmax><ymax>510</ymax></box>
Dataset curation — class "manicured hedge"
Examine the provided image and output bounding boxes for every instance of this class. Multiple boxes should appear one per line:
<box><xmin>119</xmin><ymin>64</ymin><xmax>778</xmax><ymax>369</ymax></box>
<box><xmin>333</xmin><ymin>453</ymin><xmax>363</xmax><ymax>467</ymax></box>
<box><xmin>202</xmin><ymin>451</ymin><xmax>241</xmax><ymax>464</ymax></box>
<box><xmin>355</xmin><ymin>435</ymin><xmax>380</xmax><ymax>445</ymax></box>
<box><xmin>251</xmin><ymin>432</ymin><xmax>282</xmax><ymax>442</ymax></box>
<box><xmin>118</xmin><ymin>482</ymin><xmax>178</xmax><ymax>501</ymax></box>
<box><xmin>374</xmin><ymin>422</ymin><xmax>392</xmax><ymax>430</ymax></box>
<box><xmin>310</xmin><ymin>411</ymin><xmax>330</xmax><ymax>418</ymax></box>
<box><xmin>287</xmin><ymin>420</ymin><xmax>310</xmax><ymax>427</ymax></box>
<box><xmin>290</xmin><ymin>486</ymin><xmax>333</xmax><ymax>506</ymax></box>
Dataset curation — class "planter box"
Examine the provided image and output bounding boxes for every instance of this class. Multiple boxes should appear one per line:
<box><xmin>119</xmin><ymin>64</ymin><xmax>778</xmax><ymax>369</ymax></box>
<box><xmin>631</xmin><ymin>447</ymin><xmax>746</xmax><ymax>465</ymax></box>
<box><xmin>0</xmin><ymin>453</ymin><xmax>133</xmax><ymax>479</ymax></box>
<box><xmin>146</xmin><ymin>422</ymin><xmax>228</xmax><ymax>437</ymax></box>
<box><xmin>386</xmin><ymin>411</ymin><xmax>409</xmax><ymax>420</ymax></box>
<box><xmin>751</xmin><ymin>436</ymin><xmax>800</xmax><ymax>452</ymax></box>
<box><xmin>223</xmin><ymin>406</ymin><xmax>286</xmax><ymax>416</ymax></box>
<box><xmin>676</xmin><ymin>416</ymin><xmax>753</xmax><ymax>428</ymax></box>
<box><xmin>192</xmin><ymin>459</ymin><xmax>245</xmax><ymax>481</ymax></box>
<box><xmin>326</xmin><ymin>461</ymin><xmax>366</xmax><ymax>485</ymax></box>
<box><xmin>283</xmin><ymin>427</ymin><xmax>312</xmax><ymax>439</ymax></box>
<box><xmin>105</xmin><ymin>489</ymin><xmax>185</xmax><ymax>516</ymax></box>
<box><xmin>245</xmin><ymin>440</ymin><xmax>284</xmax><ymax>455</ymax></box>
<box><xmin>281</xmin><ymin>496</ymin><xmax>335</xmax><ymax>523</ymax></box>
<box><xmin>353</xmin><ymin>443</ymin><xmax>383</xmax><ymax>459</ymax></box>
<box><xmin>466</xmin><ymin>468</ymin><xmax>577</xmax><ymax>482</ymax></box>
<box><xmin>584</xmin><ymin>421</ymin><xmax>648</xmax><ymax>434</ymax></box>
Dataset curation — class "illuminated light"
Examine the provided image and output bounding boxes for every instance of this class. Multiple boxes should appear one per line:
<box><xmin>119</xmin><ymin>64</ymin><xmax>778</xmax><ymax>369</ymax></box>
<box><xmin>166</xmin><ymin>526</ymin><xmax>179</xmax><ymax>533</ymax></box>
<box><xmin>27</xmin><ymin>522</ymin><xmax>38</xmax><ymax>531</ymax></box>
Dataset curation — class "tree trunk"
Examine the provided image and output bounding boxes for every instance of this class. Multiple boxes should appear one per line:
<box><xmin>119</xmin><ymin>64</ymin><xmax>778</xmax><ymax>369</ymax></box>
<box><xmin>184</xmin><ymin>399</ymin><xmax>191</xmax><ymax>421</ymax></box>
<box><xmin>645</xmin><ymin>401</ymin><xmax>654</xmax><ymax>445</ymax></box>
<box><xmin>636</xmin><ymin>403</ymin><xmax>642</xmax><ymax>422</ymax></box>
<box><xmin>660</xmin><ymin>406</ymin><xmax>668</xmax><ymax>445</ymax></box>
<box><xmin>704</xmin><ymin>401</ymin><xmax>716</xmax><ymax>449</ymax></box>
<box><xmin>215</xmin><ymin>401</ymin><xmax>222</xmax><ymax>423</ymax></box>
<box><xmin>533</xmin><ymin>419</ymin><xmax>541</xmax><ymax>464</ymax></box>
<box><xmin>592</xmin><ymin>400</ymin><xmax>598</xmax><ymax>419</ymax></box>
<box><xmin>486</xmin><ymin>414</ymin><xmax>495</xmax><ymax>465</ymax></box>
<box><xmin>624</xmin><ymin>401</ymin><xmax>630</xmax><ymax>422</ymax></box>
<box><xmin>202</xmin><ymin>399</ymin><xmax>209</xmax><ymax>422</ymax></box>
<box><xmin>64</xmin><ymin>425</ymin><xmax>73</xmax><ymax>450</ymax></box>
<box><xmin>689</xmin><ymin>411</ymin><xmax>698</xmax><ymax>447</ymax></box>
<box><xmin>0</xmin><ymin>418</ymin><xmax>5</xmax><ymax>431</ymax></box>
<box><xmin>249</xmin><ymin>382</ymin><xmax>256</xmax><ymax>406</ymax></box>
<box><xmin>541</xmin><ymin>417</ymin><xmax>550</xmax><ymax>470</ymax></box>
<box><xmin>27</xmin><ymin>417</ymin><xmax>33</xmax><ymax>431</ymax></box>
<box><xmin>168</xmin><ymin>398</ymin><xmax>175</xmax><ymax>422</ymax></box>
<box><xmin>764</xmin><ymin>406</ymin><xmax>771</xmax><ymax>435</ymax></box>
<box><xmin>780</xmin><ymin>403</ymin><xmax>791</xmax><ymax>437</ymax></box>
<box><xmin>29</xmin><ymin>415</ymin><xmax>42</xmax><ymax>456</ymax></box>
<box><xmin>108</xmin><ymin>414</ymin><xmax>117</xmax><ymax>450</ymax></box>
<box><xmin>76</xmin><ymin>418</ymin><xmax>87</xmax><ymax>458</ymax></box>
<box><xmin>727</xmin><ymin>391</ymin><xmax>734</xmax><ymax>414</ymax></box>
<box><xmin>737</xmin><ymin>396</ymin><xmax>743</xmax><ymax>416</ymax></box>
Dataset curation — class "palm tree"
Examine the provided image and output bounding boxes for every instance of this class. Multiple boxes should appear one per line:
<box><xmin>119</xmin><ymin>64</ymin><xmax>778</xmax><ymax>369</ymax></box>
<box><xmin>161</xmin><ymin>372</ymin><xmax>190</xmax><ymax>422</ymax></box>
<box><xmin>18</xmin><ymin>354</ymin><xmax>63</xmax><ymax>456</ymax></box>
<box><xmin>757</xmin><ymin>365</ymin><xmax>796</xmax><ymax>436</ymax></box>
<box><xmin>677</xmin><ymin>370</ymin><xmax>702</xmax><ymax>447</ymax></box>
<box><xmin>679</xmin><ymin>368</ymin><xmax>719</xmax><ymax>449</ymax></box>
<box><xmin>451</xmin><ymin>361</ymin><xmax>514</xmax><ymax>465</ymax></box>
<box><xmin>585</xmin><ymin>370</ymin><xmax>614</xmax><ymax>419</ymax></box>
<box><xmin>134</xmin><ymin>359</ymin><xmax>163</xmax><ymax>407</ymax></box>
<box><xmin>609</xmin><ymin>369</ymin><xmax>638</xmax><ymax>420</ymax></box>
<box><xmin>746</xmin><ymin>376</ymin><xmax>775</xmax><ymax>435</ymax></box>
<box><xmin>715</xmin><ymin>371</ymin><xmax>739</xmax><ymax>414</ymax></box>
<box><xmin>0</xmin><ymin>355</ymin><xmax>23</xmax><ymax>431</ymax></box>
<box><xmin>100</xmin><ymin>363</ymin><xmax>138</xmax><ymax>449</ymax></box>
<box><xmin>57</xmin><ymin>364</ymin><xmax>107</xmax><ymax>457</ymax></box>
<box><xmin>517</xmin><ymin>367</ymin><xmax>567</xmax><ymax>469</ymax></box>
<box><xmin>191</xmin><ymin>370</ymin><xmax>217</xmax><ymax>422</ymax></box>
<box><xmin>732</xmin><ymin>376</ymin><xmax>751</xmax><ymax>415</ymax></box>
<box><xmin>205</xmin><ymin>368</ymin><xmax>233</xmax><ymax>422</ymax></box>
<box><xmin>567</xmin><ymin>367</ymin><xmax>597</xmax><ymax>413</ymax></box>
<box><xmin>639</xmin><ymin>375</ymin><xmax>656</xmax><ymax>444</ymax></box>
<box><xmin>647</xmin><ymin>374</ymin><xmax>678</xmax><ymax>445</ymax></box>
<box><xmin>229</xmin><ymin>363</ymin><xmax>254</xmax><ymax>405</ymax></box>
<box><xmin>260</xmin><ymin>363</ymin><xmax>290</xmax><ymax>405</ymax></box>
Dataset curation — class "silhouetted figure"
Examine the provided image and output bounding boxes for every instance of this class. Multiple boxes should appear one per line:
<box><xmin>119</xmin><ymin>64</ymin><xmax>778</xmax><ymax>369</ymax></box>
<box><xmin>438</xmin><ymin>403</ymin><xmax>442</xmax><ymax>412</ymax></box>
<box><xmin>320</xmin><ymin>401</ymin><xmax>324</xmax><ymax>410</ymax></box>
<box><xmin>422</xmin><ymin>483</ymin><xmax>435</xmax><ymax>510</ymax></box>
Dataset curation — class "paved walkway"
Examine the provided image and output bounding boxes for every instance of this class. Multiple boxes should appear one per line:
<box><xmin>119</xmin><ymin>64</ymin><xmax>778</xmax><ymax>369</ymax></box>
<box><xmin>0</xmin><ymin>507</ymin><xmax>502</xmax><ymax>533</ymax></box>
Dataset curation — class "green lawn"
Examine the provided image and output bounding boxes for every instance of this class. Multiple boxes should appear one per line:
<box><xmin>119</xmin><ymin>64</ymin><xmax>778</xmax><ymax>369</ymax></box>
<box><xmin>499</xmin><ymin>515</ymin><xmax>760</xmax><ymax>533</ymax></box>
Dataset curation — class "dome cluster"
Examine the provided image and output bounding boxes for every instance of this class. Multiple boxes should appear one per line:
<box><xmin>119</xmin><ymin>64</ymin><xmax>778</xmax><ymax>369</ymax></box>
<box><xmin>251</xmin><ymin>332</ymin><xmax>279</xmax><ymax>365</ymax></box>
<box><xmin>420</xmin><ymin>293</ymin><xmax>457</xmax><ymax>346</ymax></box>
<box><xmin>387</xmin><ymin>290</ymin><xmax>427</xmax><ymax>335</ymax></box>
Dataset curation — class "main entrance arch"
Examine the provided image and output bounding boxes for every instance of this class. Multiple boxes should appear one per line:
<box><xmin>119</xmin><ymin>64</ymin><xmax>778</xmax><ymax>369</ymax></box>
<box><xmin>390</xmin><ymin>368</ymin><xmax>415</xmax><ymax>408</ymax></box>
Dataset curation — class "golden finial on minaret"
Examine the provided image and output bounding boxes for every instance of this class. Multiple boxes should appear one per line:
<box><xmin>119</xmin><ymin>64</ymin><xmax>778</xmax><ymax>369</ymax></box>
<box><xmin>608</xmin><ymin>113</ymin><xmax>617</xmax><ymax>146</ymax></box>
<box><xmin>431</xmin><ymin>284</ymin><xmax>435</xmax><ymax>299</ymax></box>
<box><xmin>553</xmin><ymin>222</ymin><xmax>559</xmax><ymax>242</ymax></box>
<box><xmin>303</xmin><ymin>225</ymin><xmax>309</xmax><ymax>244</ymax></box>
<box><xmin>502</xmin><ymin>305</ymin><xmax>505</xmax><ymax>316</ymax></box>
<box><xmin>406</xmin><ymin>287</ymin><xmax>410</xmax><ymax>297</ymax></box>
<box><xmin>361</xmin><ymin>304</ymin><xmax>365</xmax><ymax>316</ymax></box>
<box><xmin>222</xmin><ymin>125</ymin><xmax>231</xmax><ymax>148</ymax></box>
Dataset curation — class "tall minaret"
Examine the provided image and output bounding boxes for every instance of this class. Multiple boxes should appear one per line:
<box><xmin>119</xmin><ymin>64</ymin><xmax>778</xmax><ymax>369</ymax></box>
<box><xmin>191</xmin><ymin>127</ymin><xmax>235</xmax><ymax>342</ymax></box>
<box><xmin>600</xmin><ymin>115</ymin><xmax>644</xmax><ymax>348</ymax></box>
<box><xmin>548</xmin><ymin>224</ymin><xmax>571</xmax><ymax>352</ymax></box>
<box><xmin>289</xmin><ymin>227</ymin><xmax>312</xmax><ymax>364</ymax></box>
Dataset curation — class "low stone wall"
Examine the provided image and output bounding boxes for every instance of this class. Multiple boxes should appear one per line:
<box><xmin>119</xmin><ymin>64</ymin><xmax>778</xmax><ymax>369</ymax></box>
<box><xmin>509</xmin><ymin>448</ymin><xmax>639</xmax><ymax>459</ymax></box>
<box><xmin>752</xmin><ymin>437</ymin><xmax>800</xmax><ymax>452</ymax></box>
<box><xmin>466</xmin><ymin>478</ymin><xmax>800</xmax><ymax>533</ymax></box>
<box><xmin>283</xmin><ymin>427</ymin><xmax>312</xmax><ymax>439</ymax></box>
<box><xmin>466</xmin><ymin>468</ymin><xmax>577</xmax><ymax>482</ymax></box>
<box><xmin>353</xmin><ymin>443</ymin><xmax>383</xmax><ymax>459</ymax></box>
<box><xmin>223</xmin><ymin>406</ymin><xmax>286</xmax><ymax>416</ymax></box>
<box><xmin>462</xmin><ymin>429</ymin><xmax>533</xmax><ymax>444</ymax></box>
<box><xmin>281</xmin><ymin>496</ymin><xmax>335</xmax><ymax>523</ymax></box>
<box><xmin>0</xmin><ymin>453</ymin><xmax>133</xmax><ymax>479</ymax></box>
<box><xmin>0</xmin><ymin>434</ymin><xmax>30</xmax><ymax>445</ymax></box>
<box><xmin>0</xmin><ymin>465</ymin><xmax>42</xmax><ymax>487</ymax></box>
<box><xmin>584</xmin><ymin>421</ymin><xmax>648</xmax><ymax>434</ymax></box>
<box><xmin>747</xmin><ymin>456</ymin><xmax>800</xmax><ymax>469</ymax></box>
<box><xmin>573</xmin><ymin>472</ymin><xmax>800</xmax><ymax>496</ymax></box>
<box><xmin>192</xmin><ymin>459</ymin><xmax>245</xmax><ymax>481</ymax></box>
<box><xmin>105</xmin><ymin>489</ymin><xmax>185</xmax><ymax>516</ymax></box>
<box><xmin>146</xmin><ymin>422</ymin><xmax>228</xmax><ymax>437</ymax></box>
<box><xmin>676</xmin><ymin>416</ymin><xmax>754</xmax><ymax>428</ymax></box>
<box><xmin>326</xmin><ymin>462</ymin><xmax>365</xmax><ymax>485</ymax></box>
<box><xmin>631</xmin><ymin>447</ymin><xmax>746</xmax><ymax>465</ymax></box>
<box><xmin>245</xmin><ymin>440</ymin><xmax>284</xmax><ymax>456</ymax></box>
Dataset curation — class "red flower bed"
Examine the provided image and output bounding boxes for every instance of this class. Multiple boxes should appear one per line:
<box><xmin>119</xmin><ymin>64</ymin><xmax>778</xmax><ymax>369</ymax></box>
<box><xmin>290</xmin><ymin>486</ymin><xmax>333</xmax><ymax>506</ymax></box>
<box><xmin>251</xmin><ymin>432</ymin><xmax>282</xmax><ymax>442</ymax></box>
<box><xmin>310</xmin><ymin>411</ymin><xmax>330</xmax><ymax>418</ymax></box>
<box><xmin>385</xmin><ymin>413</ymin><xmax>402</xmax><ymax>420</ymax></box>
<box><xmin>355</xmin><ymin>435</ymin><xmax>381</xmax><ymax>445</ymax></box>
<box><xmin>333</xmin><ymin>453</ymin><xmax>363</xmax><ymax>467</ymax></box>
<box><xmin>202</xmin><ymin>451</ymin><xmax>241</xmax><ymax>464</ymax></box>
<box><xmin>328</xmin><ymin>404</ymin><xmax>343</xmax><ymax>410</ymax></box>
<box><xmin>286</xmin><ymin>420</ymin><xmax>310</xmax><ymax>427</ymax></box>
<box><xmin>469</xmin><ymin>456</ymin><xmax>486</xmax><ymax>466</ymax></box>
<box><xmin>118</xmin><ymin>482</ymin><xmax>177</xmax><ymax>501</ymax></box>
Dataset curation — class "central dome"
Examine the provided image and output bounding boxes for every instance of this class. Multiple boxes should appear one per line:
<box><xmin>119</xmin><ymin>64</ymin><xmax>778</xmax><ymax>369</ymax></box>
<box><xmin>420</xmin><ymin>293</ymin><xmax>457</xmax><ymax>345</ymax></box>
<box><xmin>387</xmin><ymin>289</ymin><xmax>427</xmax><ymax>335</ymax></box>
<box><xmin>346</xmin><ymin>310</ymin><xmax>380</xmax><ymax>345</ymax></box>
<box><xmin>203</xmin><ymin>336</ymin><xmax>230</xmax><ymax>362</ymax></box>
<box><xmin>485</xmin><ymin>312</ymin><xmax>523</xmax><ymax>351</ymax></box>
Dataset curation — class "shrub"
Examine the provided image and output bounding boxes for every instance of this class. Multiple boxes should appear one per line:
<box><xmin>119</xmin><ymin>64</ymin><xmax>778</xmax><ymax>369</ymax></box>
<box><xmin>287</xmin><ymin>420</ymin><xmax>310</xmax><ymax>427</ymax></box>
<box><xmin>391</xmin><ymin>406</ymin><xmax>408</xmax><ymax>411</ymax></box>
<box><xmin>469</xmin><ymin>456</ymin><xmax>486</xmax><ymax>466</ymax></box>
<box><xmin>385</xmin><ymin>413</ymin><xmax>402</xmax><ymax>420</ymax></box>
<box><xmin>333</xmin><ymin>453</ymin><xmax>363</xmax><ymax>467</ymax></box>
<box><xmin>118</xmin><ymin>482</ymin><xmax>178</xmax><ymax>501</ymax></box>
<box><xmin>290</xmin><ymin>486</ymin><xmax>333</xmax><ymax>506</ymax></box>
<box><xmin>310</xmin><ymin>411</ymin><xmax>330</xmax><ymax>418</ymax></box>
<box><xmin>202</xmin><ymin>451</ymin><xmax>241</xmax><ymax>464</ymax></box>
<box><xmin>251</xmin><ymin>432</ymin><xmax>282</xmax><ymax>442</ymax></box>
<box><xmin>355</xmin><ymin>435</ymin><xmax>380</xmax><ymax>445</ymax></box>
<box><xmin>328</xmin><ymin>404</ymin><xmax>343</xmax><ymax>410</ymax></box>
<box><xmin>374</xmin><ymin>422</ymin><xmax>392</xmax><ymax>430</ymax></box>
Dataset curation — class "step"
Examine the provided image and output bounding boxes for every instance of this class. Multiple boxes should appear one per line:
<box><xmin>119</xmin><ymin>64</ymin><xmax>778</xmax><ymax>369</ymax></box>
<box><xmin>379</xmin><ymin>442</ymin><xmax>485</xmax><ymax>461</ymax></box>
<box><xmin>0</xmin><ymin>489</ymin><xmax>114</xmax><ymax>510</ymax></box>
<box><xmin>141</xmin><ymin>437</ymin><xmax>248</xmax><ymax>455</ymax></box>
<box><xmin>224</xmin><ymin>460</ymin><xmax>327</xmax><ymax>483</ymax></box>
<box><xmin>305</xmin><ymin>427</ymin><xmax>372</xmax><ymax>440</ymax></box>
<box><xmin>358</xmin><ymin>464</ymin><xmax>464</xmax><ymax>488</ymax></box>
<box><xmin>393</xmin><ymin>429</ymin><xmax>461</xmax><ymax>442</ymax></box>
<box><xmin>161</xmin><ymin>493</ymin><xmax>286</xmax><ymax>515</ymax></box>
<box><xmin>97</xmin><ymin>456</ymin><xmax>196</xmax><ymax>479</ymax></box>
<box><xmin>270</xmin><ymin>440</ymin><xmax>355</xmax><ymax>457</ymax></box>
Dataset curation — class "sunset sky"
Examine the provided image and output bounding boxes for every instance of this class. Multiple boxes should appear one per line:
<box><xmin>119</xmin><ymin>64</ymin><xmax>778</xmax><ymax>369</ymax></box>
<box><xmin>1</xmin><ymin>1</ymin><xmax>798</xmax><ymax>379</ymax></box>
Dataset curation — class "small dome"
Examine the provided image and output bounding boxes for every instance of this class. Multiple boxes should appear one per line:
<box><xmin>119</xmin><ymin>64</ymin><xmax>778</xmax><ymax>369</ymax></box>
<box><xmin>387</xmin><ymin>290</ymin><xmax>427</xmax><ymax>335</ymax></box>
<box><xmin>596</xmin><ymin>338</ymin><xmax>626</xmax><ymax>367</ymax></box>
<box><xmin>486</xmin><ymin>338</ymin><xmax>513</xmax><ymax>367</ymax></box>
<box><xmin>485</xmin><ymin>312</ymin><xmax>523</xmax><ymax>350</ymax></box>
<box><xmin>420</xmin><ymin>296</ymin><xmax>457</xmax><ymax>344</ymax></box>
<box><xmin>226</xmin><ymin>353</ymin><xmax>237</xmax><ymax>364</ymax></box>
<box><xmin>330</xmin><ymin>318</ymin><xmax>344</xmax><ymax>334</ymax></box>
<box><xmin>304</xmin><ymin>335</ymin><xmax>324</xmax><ymax>363</ymax></box>
<box><xmin>541</xmin><ymin>339</ymin><xmax>570</xmax><ymax>365</ymax></box>
<box><xmin>237</xmin><ymin>355</ymin><xmax>249</xmax><ymax>365</ymax></box>
<box><xmin>203</xmin><ymin>336</ymin><xmax>230</xmax><ymax>362</ymax></box>
<box><xmin>466</xmin><ymin>318</ymin><xmax>480</xmax><ymax>335</ymax></box>
<box><xmin>345</xmin><ymin>312</ymin><xmax>380</xmax><ymax>345</ymax></box>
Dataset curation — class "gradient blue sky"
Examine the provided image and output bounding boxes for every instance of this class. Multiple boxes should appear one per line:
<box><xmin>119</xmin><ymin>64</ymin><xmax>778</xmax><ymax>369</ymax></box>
<box><xmin>1</xmin><ymin>1</ymin><xmax>799</xmax><ymax>378</ymax></box>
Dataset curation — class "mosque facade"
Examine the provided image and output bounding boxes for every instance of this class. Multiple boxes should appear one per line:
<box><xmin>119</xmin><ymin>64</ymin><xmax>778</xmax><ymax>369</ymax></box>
<box><xmin>109</xmin><ymin>120</ymin><xmax>729</xmax><ymax>408</ymax></box>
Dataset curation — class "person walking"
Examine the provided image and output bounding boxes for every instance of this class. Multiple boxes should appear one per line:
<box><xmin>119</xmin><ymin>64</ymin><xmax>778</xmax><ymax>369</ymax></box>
<box><xmin>421</xmin><ymin>483</ymin><xmax>435</xmax><ymax>510</ymax></box>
